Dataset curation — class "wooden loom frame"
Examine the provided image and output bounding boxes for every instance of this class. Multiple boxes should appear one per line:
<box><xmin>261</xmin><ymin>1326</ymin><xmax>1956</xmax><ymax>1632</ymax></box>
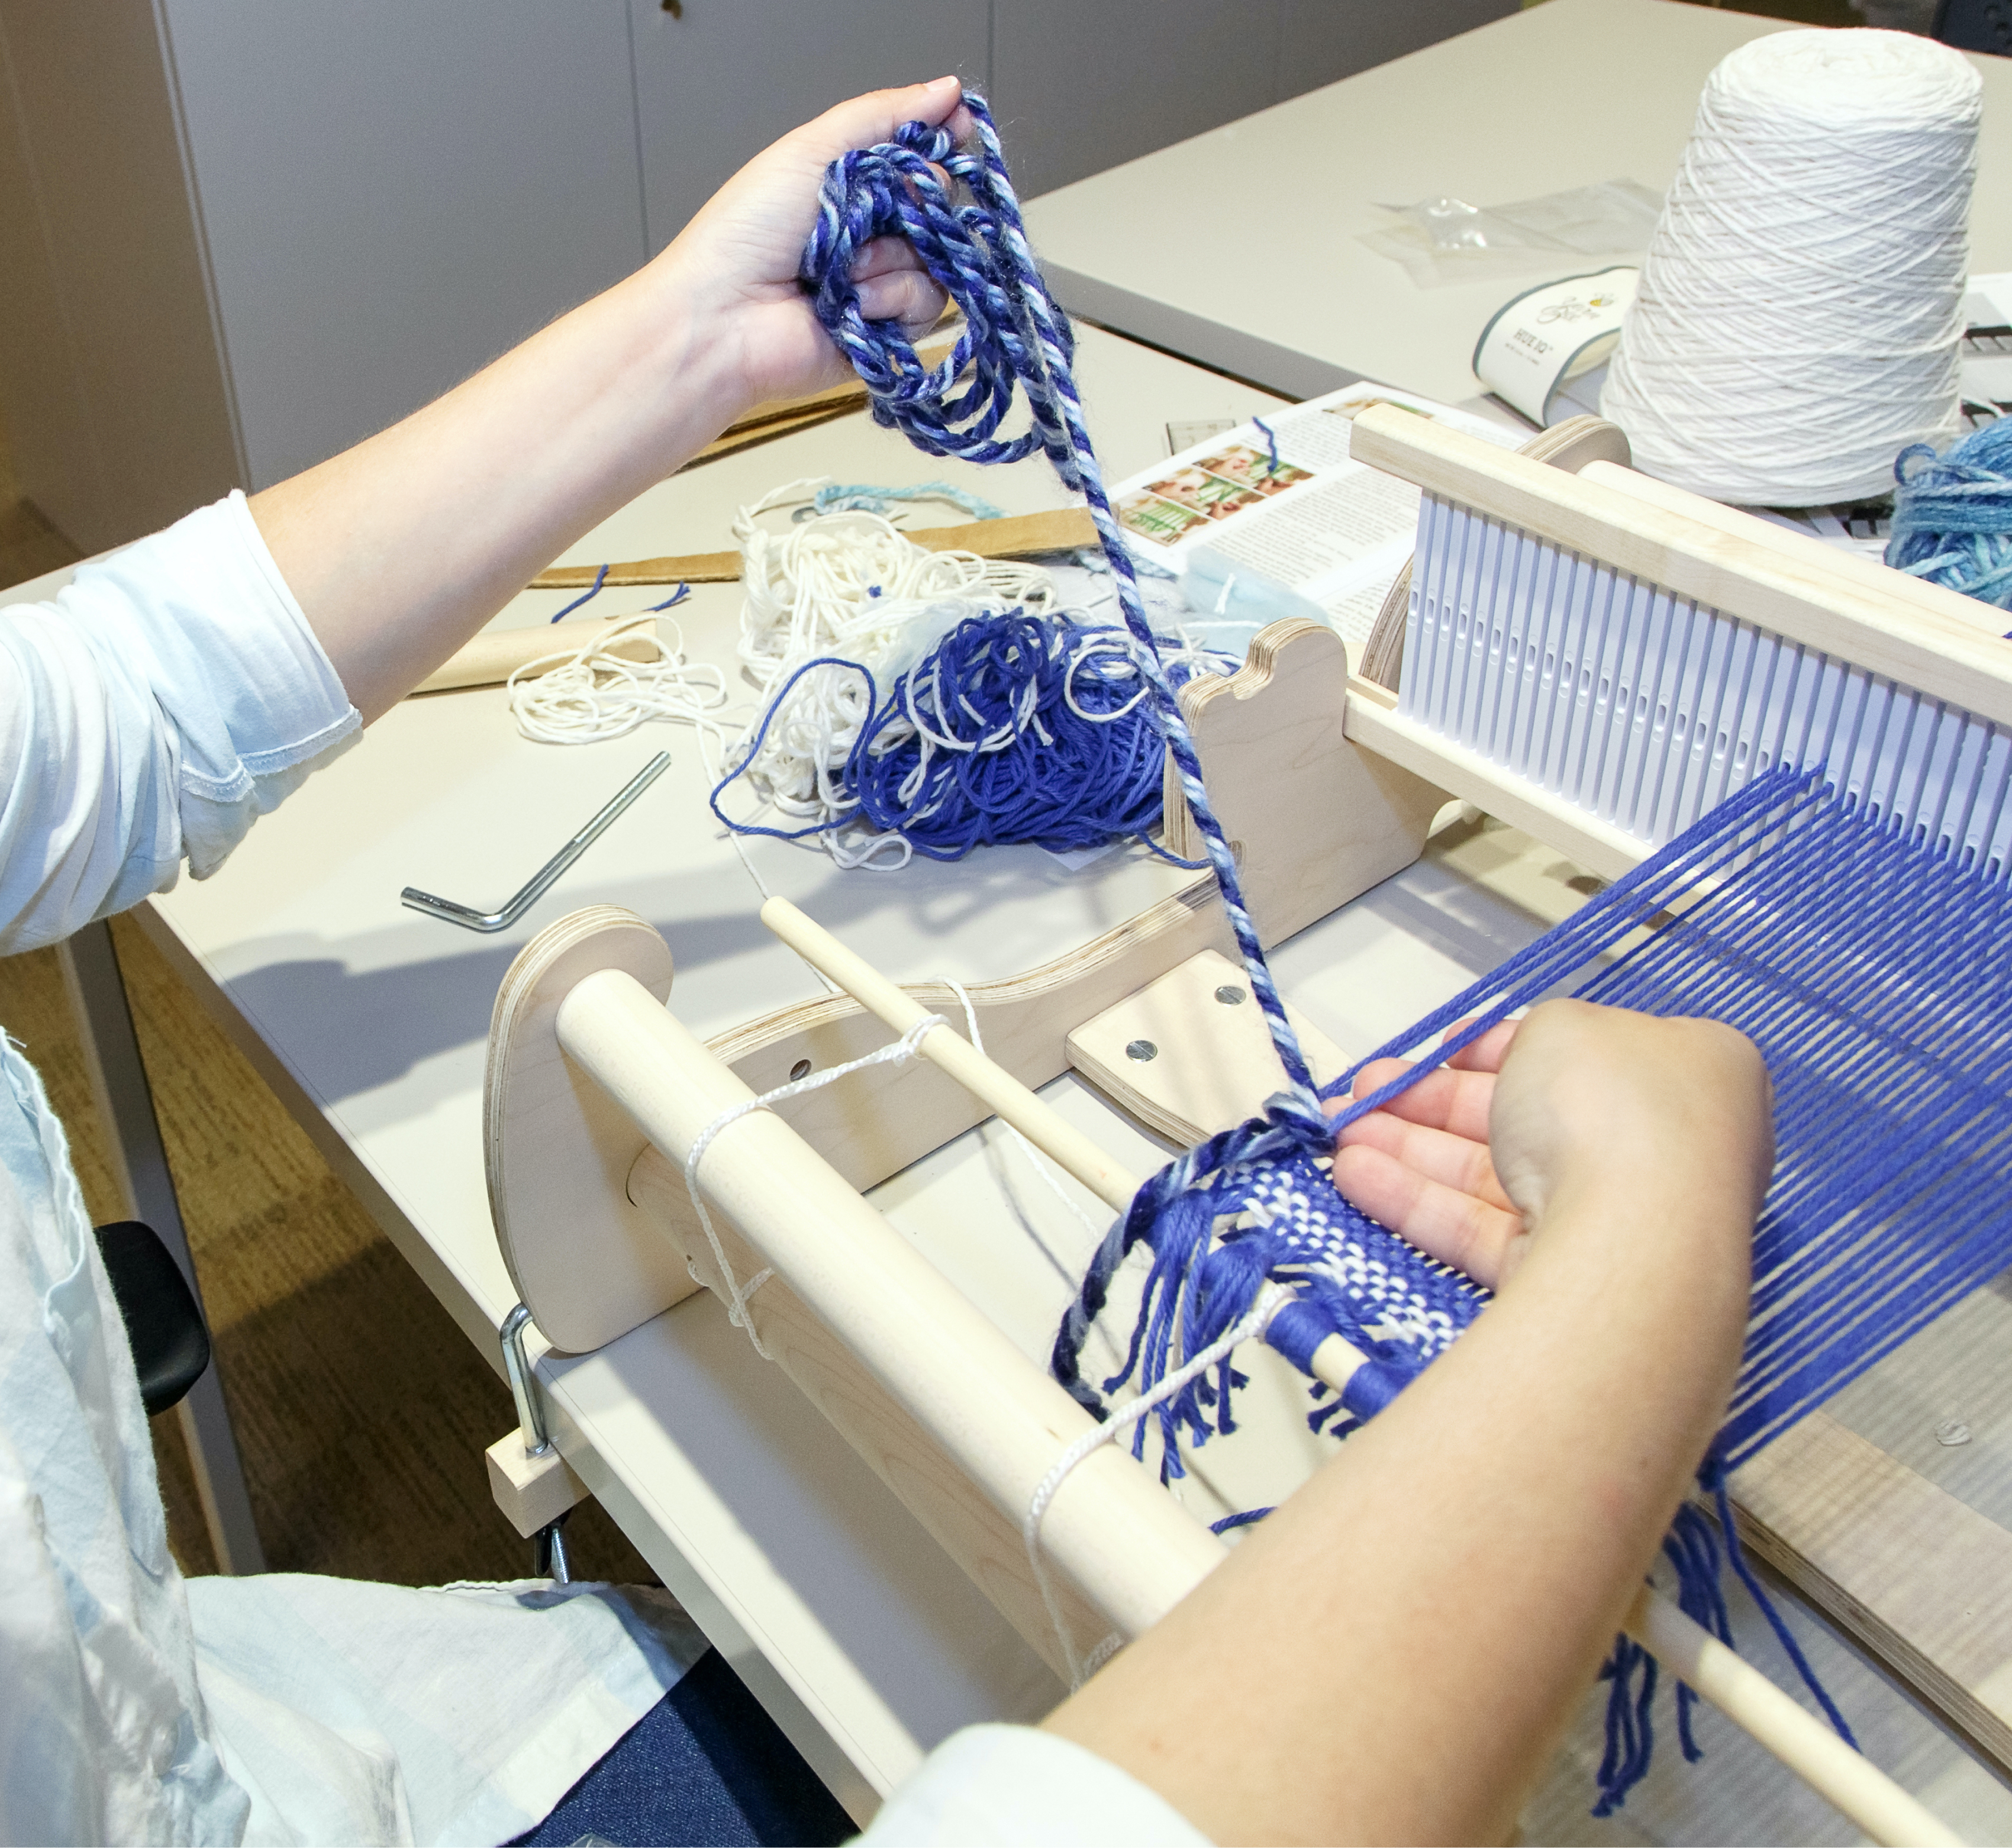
<box><xmin>481</xmin><ymin>414</ymin><xmax>2012</xmax><ymax>1843</ymax></box>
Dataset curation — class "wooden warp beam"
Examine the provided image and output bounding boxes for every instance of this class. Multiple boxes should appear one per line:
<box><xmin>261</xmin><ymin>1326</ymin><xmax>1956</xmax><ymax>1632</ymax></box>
<box><xmin>524</xmin><ymin>505</ymin><xmax>1098</xmax><ymax>592</ymax></box>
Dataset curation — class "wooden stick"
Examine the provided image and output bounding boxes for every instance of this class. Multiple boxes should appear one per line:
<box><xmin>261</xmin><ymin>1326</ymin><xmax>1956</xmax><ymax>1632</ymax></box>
<box><xmin>411</xmin><ymin>615</ymin><xmax>660</xmax><ymax>696</ymax></box>
<box><xmin>759</xmin><ymin>895</ymin><xmax>1138</xmax><ymax>1211</ymax></box>
<box><xmin>757</xmin><ymin>894</ymin><xmax>1954</xmax><ymax>1846</ymax></box>
<box><xmin>527</xmin><ymin>506</ymin><xmax>1098</xmax><ymax>592</ymax></box>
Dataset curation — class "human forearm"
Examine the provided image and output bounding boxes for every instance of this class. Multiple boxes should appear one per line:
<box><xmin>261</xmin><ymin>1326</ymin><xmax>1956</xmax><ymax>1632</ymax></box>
<box><xmin>1043</xmin><ymin>1005</ymin><xmax>1765</xmax><ymax>1844</ymax></box>
<box><xmin>247</xmin><ymin>78</ymin><xmax>966</xmax><ymax>724</ymax></box>
<box><xmin>250</xmin><ymin>256</ymin><xmax>735</xmax><ymax>723</ymax></box>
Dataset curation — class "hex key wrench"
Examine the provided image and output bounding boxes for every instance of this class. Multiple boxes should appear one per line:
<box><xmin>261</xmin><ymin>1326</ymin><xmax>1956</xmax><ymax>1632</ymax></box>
<box><xmin>401</xmin><ymin>751</ymin><xmax>670</xmax><ymax>933</ymax></box>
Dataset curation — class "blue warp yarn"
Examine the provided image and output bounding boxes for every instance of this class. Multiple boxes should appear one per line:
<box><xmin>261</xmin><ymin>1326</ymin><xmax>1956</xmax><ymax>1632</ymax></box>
<box><xmin>1887</xmin><ymin>417</ymin><xmax>2012</xmax><ymax>614</ymax></box>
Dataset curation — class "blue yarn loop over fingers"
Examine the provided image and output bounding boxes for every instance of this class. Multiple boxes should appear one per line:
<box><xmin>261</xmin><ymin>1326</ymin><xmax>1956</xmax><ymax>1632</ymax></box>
<box><xmin>1887</xmin><ymin>417</ymin><xmax>2012</xmax><ymax>614</ymax></box>
<box><xmin>802</xmin><ymin>91</ymin><xmax>1328</xmax><ymax>1139</ymax></box>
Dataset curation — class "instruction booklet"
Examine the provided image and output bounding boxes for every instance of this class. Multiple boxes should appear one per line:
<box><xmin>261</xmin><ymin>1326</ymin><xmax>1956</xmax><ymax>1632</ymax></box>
<box><xmin>1110</xmin><ymin>381</ymin><xmax>1526</xmax><ymax>660</ymax></box>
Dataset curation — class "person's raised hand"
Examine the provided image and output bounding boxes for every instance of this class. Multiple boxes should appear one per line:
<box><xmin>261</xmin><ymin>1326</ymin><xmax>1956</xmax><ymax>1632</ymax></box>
<box><xmin>1328</xmin><ymin>1000</ymin><xmax>1773</xmax><ymax>1291</ymax></box>
<box><xmin>658</xmin><ymin>77</ymin><xmax>972</xmax><ymax>416</ymax></box>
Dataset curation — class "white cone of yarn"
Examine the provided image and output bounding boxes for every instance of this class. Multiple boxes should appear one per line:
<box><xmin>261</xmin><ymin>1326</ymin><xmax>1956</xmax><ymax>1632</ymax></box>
<box><xmin>1600</xmin><ymin>28</ymin><xmax>1980</xmax><ymax>506</ymax></box>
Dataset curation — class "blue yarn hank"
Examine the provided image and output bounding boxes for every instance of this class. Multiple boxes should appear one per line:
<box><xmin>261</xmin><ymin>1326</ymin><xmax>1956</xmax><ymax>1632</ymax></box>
<box><xmin>1887</xmin><ymin>416</ymin><xmax>2012</xmax><ymax>614</ymax></box>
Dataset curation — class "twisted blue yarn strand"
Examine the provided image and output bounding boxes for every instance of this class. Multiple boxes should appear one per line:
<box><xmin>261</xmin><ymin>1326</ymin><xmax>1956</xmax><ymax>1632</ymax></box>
<box><xmin>1887</xmin><ymin>417</ymin><xmax>2012</xmax><ymax>615</ymax></box>
<box><xmin>803</xmin><ymin>94</ymin><xmax>1327</xmax><ymax>1137</ymax></box>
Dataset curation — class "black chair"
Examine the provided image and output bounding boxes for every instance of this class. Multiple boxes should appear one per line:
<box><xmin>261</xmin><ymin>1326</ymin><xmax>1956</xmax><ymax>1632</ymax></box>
<box><xmin>1934</xmin><ymin>0</ymin><xmax>2012</xmax><ymax>56</ymax></box>
<box><xmin>95</xmin><ymin>1220</ymin><xmax>212</xmax><ymax>1416</ymax></box>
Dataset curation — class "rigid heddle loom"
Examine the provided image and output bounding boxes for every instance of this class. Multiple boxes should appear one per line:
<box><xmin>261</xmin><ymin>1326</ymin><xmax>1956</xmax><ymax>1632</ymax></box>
<box><xmin>479</xmin><ymin>101</ymin><xmax>2012</xmax><ymax>1845</ymax></box>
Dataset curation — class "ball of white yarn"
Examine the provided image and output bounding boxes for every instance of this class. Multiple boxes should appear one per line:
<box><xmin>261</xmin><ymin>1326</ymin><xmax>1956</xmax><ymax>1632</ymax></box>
<box><xmin>1600</xmin><ymin>28</ymin><xmax>1980</xmax><ymax>505</ymax></box>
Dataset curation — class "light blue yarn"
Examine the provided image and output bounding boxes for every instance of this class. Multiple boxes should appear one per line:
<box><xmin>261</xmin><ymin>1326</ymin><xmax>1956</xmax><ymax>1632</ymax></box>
<box><xmin>1887</xmin><ymin>417</ymin><xmax>2012</xmax><ymax>614</ymax></box>
<box><xmin>800</xmin><ymin>479</ymin><xmax>1004</xmax><ymax>521</ymax></box>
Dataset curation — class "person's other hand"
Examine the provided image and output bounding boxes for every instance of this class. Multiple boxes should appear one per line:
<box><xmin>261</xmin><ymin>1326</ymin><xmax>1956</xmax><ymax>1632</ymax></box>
<box><xmin>1328</xmin><ymin>1000</ymin><xmax>1772</xmax><ymax>1289</ymax></box>
<box><xmin>660</xmin><ymin>77</ymin><xmax>972</xmax><ymax>415</ymax></box>
<box><xmin>1326</xmin><ymin>1016</ymin><xmax>1525</xmax><ymax>1287</ymax></box>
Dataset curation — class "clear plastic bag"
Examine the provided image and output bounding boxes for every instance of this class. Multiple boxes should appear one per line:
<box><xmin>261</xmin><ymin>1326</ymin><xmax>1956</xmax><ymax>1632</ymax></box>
<box><xmin>1359</xmin><ymin>179</ymin><xmax>1663</xmax><ymax>289</ymax></box>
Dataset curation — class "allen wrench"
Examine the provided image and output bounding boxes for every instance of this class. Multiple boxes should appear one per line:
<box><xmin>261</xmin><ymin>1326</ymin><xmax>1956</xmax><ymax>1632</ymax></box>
<box><xmin>401</xmin><ymin>751</ymin><xmax>670</xmax><ymax>933</ymax></box>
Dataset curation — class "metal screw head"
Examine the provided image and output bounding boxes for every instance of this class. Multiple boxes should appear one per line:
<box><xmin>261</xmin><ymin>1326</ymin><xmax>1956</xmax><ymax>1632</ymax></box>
<box><xmin>1214</xmin><ymin>985</ymin><xmax>1246</xmax><ymax>1005</ymax></box>
<box><xmin>1125</xmin><ymin>1039</ymin><xmax>1159</xmax><ymax>1062</ymax></box>
<box><xmin>789</xmin><ymin>1059</ymin><xmax>812</xmax><ymax>1082</ymax></box>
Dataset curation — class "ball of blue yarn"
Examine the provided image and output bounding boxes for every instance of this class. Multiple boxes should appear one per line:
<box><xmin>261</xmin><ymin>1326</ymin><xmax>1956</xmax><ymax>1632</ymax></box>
<box><xmin>843</xmin><ymin>607</ymin><xmax>1207</xmax><ymax>861</ymax></box>
<box><xmin>1887</xmin><ymin>417</ymin><xmax>2012</xmax><ymax>614</ymax></box>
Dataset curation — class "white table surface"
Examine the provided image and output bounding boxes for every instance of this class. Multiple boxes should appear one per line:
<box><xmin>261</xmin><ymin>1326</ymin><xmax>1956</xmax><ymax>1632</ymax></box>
<box><xmin>1023</xmin><ymin>0</ymin><xmax>2012</xmax><ymax>409</ymax></box>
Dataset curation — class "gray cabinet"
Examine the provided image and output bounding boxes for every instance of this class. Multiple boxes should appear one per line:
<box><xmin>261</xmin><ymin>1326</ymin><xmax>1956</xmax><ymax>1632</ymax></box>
<box><xmin>631</xmin><ymin>1</ymin><xmax>991</xmax><ymax>254</ymax></box>
<box><xmin>0</xmin><ymin>0</ymin><xmax>1513</xmax><ymax>553</ymax></box>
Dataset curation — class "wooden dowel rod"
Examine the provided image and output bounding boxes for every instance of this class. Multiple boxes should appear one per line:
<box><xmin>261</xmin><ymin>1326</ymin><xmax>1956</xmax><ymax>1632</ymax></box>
<box><xmin>410</xmin><ymin>615</ymin><xmax>660</xmax><ymax>696</ymax></box>
<box><xmin>753</xmin><ymin>904</ymin><xmax>1949</xmax><ymax>1842</ymax></box>
<box><xmin>528</xmin><ymin>506</ymin><xmax>1099</xmax><ymax>592</ymax></box>
<box><xmin>1626</xmin><ymin>1586</ymin><xmax>1958</xmax><ymax>1846</ymax></box>
<box><xmin>554</xmin><ymin>965</ymin><xmax>1228</xmax><ymax>1641</ymax></box>
<box><xmin>759</xmin><ymin>895</ymin><xmax>1140</xmax><ymax>1212</ymax></box>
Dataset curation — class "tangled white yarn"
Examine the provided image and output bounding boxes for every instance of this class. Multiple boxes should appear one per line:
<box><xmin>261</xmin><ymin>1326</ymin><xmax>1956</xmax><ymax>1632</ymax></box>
<box><xmin>725</xmin><ymin>478</ymin><xmax>1064</xmax><ymax>868</ymax></box>
<box><xmin>507</xmin><ymin>614</ymin><xmax>739</xmax><ymax>749</ymax></box>
<box><xmin>1599</xmin><ymin>29</ymin><xmax>1981</xmax><ymax>505</ymax></box>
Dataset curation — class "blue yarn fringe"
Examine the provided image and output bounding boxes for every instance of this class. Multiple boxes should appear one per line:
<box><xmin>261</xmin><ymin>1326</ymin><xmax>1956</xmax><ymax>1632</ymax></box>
<box><xmin>1887</xmin><ymin>417</ymin><xmax>2012</xmax><ymax>614</ymax></box>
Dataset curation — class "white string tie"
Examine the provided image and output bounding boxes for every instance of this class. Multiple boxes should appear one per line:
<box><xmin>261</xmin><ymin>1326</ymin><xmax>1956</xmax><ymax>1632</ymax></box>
<box><xmin>681</xmin><ymin>1011</ymin><xmax>947</xmax><ymax>1357</ymax></box>
<box><xmin>1023</xmin><ymin>1282</ymin><xmax>1292</xmax><ymax>1688</ymax></box>
<box><xmin>507</xmin><ymin>615</ymin><xmax>744</xmax><ymax>748</ymax></box>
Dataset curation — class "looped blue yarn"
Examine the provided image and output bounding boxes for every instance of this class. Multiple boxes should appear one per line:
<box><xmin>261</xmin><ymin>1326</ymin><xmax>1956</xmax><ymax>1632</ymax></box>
<box><xmin>847</xmin><ymin>608</ymin><xmax>1214</xmax><ymax>860</ymax></box>
<box><xmin>708</xmin><ymin>617</ymin><xmax>1220</xmax><ymax>862</ymax></box>
<box><xmin>804</xmin><ymin>92</ymin><xmax>1329</xmax><ymax>1138</ymax></box>
<box><xmin>1887</xmin><ymin>417</ymin><xmax>2012</xmax><ymax>615</ymax></box>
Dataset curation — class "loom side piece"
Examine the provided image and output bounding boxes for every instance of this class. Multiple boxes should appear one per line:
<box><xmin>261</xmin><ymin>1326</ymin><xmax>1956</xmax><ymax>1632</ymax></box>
<box><xmin>1163</xmin><ymin>617</ymin><xmax>1446</xmax><ymax>945</ymax></box>
<box><xmin>1066</xmin><ymin>948</ymin><xmax>1349</xmax><ymax>1147</ymax></box>
<box><xmin>552</xmin><ymin>959</ymin><xmax>1229</xmax><ymax>1648</ymax></box>
<box><xmin>483</xmin><ymin>905</ymin><xmax>699</xmax><ymax>1354</ymax></box>
<box><xmin>1734</xmin><ymin>1410</ymin><xmax>2012</xmax><ymax>1781</ymax></box>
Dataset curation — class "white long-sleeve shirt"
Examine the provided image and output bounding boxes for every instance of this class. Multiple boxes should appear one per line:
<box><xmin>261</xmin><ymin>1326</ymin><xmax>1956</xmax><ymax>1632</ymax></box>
<box><xmin>0</xmin><ymin>494</ymin><xmax>698</xmax><ymax>1847</ymax></box>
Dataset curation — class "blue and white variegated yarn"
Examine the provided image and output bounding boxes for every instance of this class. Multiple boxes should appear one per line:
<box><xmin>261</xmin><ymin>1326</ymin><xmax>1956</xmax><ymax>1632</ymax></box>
<box><xmin>1052</xmin><ymin>1141</ymin><xmax>1486</xmax><ymax>1472</ymax></box>
<box><xmin>803</xmin><ymin>93</ymin><xmax>1330</xmax><ymax>1147</ymax></box>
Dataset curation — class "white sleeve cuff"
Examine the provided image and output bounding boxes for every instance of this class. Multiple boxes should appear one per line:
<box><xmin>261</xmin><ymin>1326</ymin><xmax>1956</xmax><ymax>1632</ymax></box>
<box><xmin>66</xmin><ymin>489</ymin><xmax>362</xmax><ymax>879</ymax></box>
<box><xmin>857</xmin><ymin>1725</ymin><xmax>1211</xmax><ymax>1847</ymax></box>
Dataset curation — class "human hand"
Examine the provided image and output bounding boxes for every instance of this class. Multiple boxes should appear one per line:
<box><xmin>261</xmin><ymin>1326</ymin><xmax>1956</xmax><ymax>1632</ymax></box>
<box><xmin>1328</xmin><ymin>1000</ymin><xmax>1773</xmax><ymax>1289</ymax></box>
<box><xmin>659</xmin><ymin>76</ymin><xmax>973</xmax><ymax>415</ymax></box>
